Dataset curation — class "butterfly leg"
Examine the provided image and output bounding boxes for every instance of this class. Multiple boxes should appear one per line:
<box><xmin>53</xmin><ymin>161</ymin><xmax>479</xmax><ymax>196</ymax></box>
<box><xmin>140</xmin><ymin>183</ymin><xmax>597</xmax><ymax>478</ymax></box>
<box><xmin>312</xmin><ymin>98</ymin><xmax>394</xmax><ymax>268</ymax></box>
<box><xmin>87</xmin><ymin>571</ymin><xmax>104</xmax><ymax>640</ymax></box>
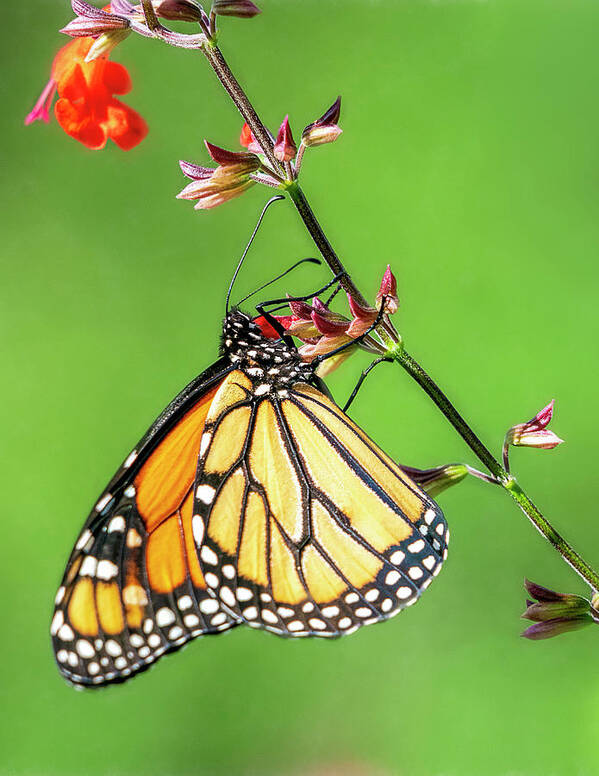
<box><xmin>343</xmin><ymin>356</ymin><xmax>393</xmax><ymax>413</ymax></box>
<box><xmin>257</xmin><ymin>271</ymin><xmax>345</xmax><ymax>311</ymax></box>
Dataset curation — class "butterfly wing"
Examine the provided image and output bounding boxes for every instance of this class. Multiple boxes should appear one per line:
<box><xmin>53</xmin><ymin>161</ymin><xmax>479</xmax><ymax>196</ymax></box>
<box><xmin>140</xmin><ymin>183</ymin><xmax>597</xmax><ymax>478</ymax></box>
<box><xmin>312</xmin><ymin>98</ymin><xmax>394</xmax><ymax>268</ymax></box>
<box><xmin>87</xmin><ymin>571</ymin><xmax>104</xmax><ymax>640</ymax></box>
<box><xmin>192</xmin><ymin>372</ymin><xmax>448</xmax><ymax>637</ymax></box>
<box><xmin>51</xmin><ymin>358</ymin><xmax>241</xmax><ymax>687</ymax></box>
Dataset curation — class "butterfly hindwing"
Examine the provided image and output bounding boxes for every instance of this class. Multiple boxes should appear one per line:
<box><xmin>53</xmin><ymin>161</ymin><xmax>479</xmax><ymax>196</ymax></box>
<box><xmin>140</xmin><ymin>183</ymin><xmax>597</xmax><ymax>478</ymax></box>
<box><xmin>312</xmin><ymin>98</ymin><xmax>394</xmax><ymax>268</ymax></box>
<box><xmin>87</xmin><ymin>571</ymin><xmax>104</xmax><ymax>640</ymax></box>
<box><xmin>51</xmin><ymin>359</ymin><xmax>240</xmax><ymax>687</ymax></box>
<box><xmin>192</xmin><ymin>366</ymin><xmax>448</xmax><ymax>638</ymax></box>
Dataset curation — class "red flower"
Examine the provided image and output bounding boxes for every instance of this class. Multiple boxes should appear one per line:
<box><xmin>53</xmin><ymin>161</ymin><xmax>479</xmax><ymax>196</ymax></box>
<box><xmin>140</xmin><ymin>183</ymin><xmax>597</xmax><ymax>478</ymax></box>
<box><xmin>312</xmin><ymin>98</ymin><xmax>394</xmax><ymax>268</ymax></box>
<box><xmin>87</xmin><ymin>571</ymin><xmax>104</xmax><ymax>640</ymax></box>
<box><xmin>25</xmin><ymin>36</ymin><xmax>147</xmax><ymax>150</ymax></box>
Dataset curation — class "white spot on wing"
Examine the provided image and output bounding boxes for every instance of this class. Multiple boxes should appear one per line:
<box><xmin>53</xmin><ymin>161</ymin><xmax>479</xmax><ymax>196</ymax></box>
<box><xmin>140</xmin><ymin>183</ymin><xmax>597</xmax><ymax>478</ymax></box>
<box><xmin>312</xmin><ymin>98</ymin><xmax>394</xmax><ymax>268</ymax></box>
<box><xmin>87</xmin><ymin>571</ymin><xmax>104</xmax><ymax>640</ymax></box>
<box><xmin>108</xmin><ymin>516</ymin><xmax>126</xmax><ymax>533</ymax></box>
<box><xmin>95</xmin><ymin>494</ymin><xmax>112</xmax><ymax>512</ymax></box>
<box><xmin>192</xmin><ymin>515</ymin><xmax>204</xmax><ymax>546</ymax></box>
<box><xmin>123</xmin><ymin>450</ymin><xmax>138</xmax><ymax>469</ymax></box>
<box><xmin>76</xmin><ymin>530</ymin><xmax>92</xmax><ymax>550</ymax></box>
<box><xmin>219</xmin><ymin>586</ymin><xmax>235</xmax><ymax>608</ymax></box>
<box><xmin>80</xmin><ymin>556</ymin><xmax>98</xmax><ymax>577</ymax></box>
<box><xmin>196</xmin><ymin>485</ymin><xmax>216</xmax><ymax>504</ymax></box>
<box><xmin>199</xmin><ymin>433</ymin><xmax>212</xmax><ymax>458</ymax></box>
<box><xmin>97</xmin><ymin>560</ymin><xmax>118</xmax><ymax>580</ymax></box>
<box><xmin>200</xmin><ymin>598</ymin><xmax>219</xmax><ymax>614</ymax></box>
<box><xmin>50</xmin><ymin>611</ymin><xmax>64</xmax><ymax>636</ymax></box>
<box><xmin>200</xmin><ymin>546</ymin><xmax>218</xmax><ymax>565</ymax></box>
<box><xmin>76</xmin><ymin>639</ymin><xmax>95</xmax><ymax>659</ymax></box>
<box><xmin>156</xmin><ymin>607</ymin><xmax>176</xmax><ymax>627</ymax></box>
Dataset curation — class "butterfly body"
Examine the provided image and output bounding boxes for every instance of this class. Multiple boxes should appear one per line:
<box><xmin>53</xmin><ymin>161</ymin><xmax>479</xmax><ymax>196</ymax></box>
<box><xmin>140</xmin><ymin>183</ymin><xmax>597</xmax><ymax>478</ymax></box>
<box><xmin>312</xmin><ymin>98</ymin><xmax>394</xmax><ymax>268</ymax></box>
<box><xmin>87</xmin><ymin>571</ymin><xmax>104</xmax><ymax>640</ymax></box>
<box><xmin>51</xmin><ymin>308</ymin><xmax>448</xmax><ymax>687</ymax></box>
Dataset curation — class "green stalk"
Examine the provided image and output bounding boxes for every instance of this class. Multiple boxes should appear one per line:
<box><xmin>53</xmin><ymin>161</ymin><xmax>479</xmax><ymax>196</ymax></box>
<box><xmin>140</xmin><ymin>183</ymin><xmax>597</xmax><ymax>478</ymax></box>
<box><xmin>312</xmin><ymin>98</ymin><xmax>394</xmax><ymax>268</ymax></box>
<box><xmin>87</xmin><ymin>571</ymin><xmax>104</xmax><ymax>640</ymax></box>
<box><xmin>394</xmin><ymin>348</ymin><xmax>599</xmax><ymax>592</ymax></box>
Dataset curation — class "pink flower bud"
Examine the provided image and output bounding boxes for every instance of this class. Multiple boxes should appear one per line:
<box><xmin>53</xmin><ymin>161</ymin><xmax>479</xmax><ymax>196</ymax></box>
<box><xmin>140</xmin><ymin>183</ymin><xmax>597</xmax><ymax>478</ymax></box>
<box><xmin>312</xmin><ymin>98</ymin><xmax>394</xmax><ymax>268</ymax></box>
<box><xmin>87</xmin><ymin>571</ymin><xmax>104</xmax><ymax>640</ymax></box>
<box><xmin>179</xmin><ymin>160</ymin><xmax>214</xmax><ymax>179</ymax></box>
<box><xmin>302</xmin><ymin>96</ymin><xmax>342</xmax><ymax>147</ymax></box>
<box><xmin>375</xmin><ymin>265</ymin><xmax>399</xmax><ymax>315</ymax></box>
<box><xmin>192</xmin><ymin>179</ymin><xmax>255</xmax><ymax>209</ymax></box>
<box><xmin>287</xmin><ymin>298</ymin><xmax>313</xmax><ymax>320</ymax></box>
<box><xmin>204</xmin><ymin>141</ymin><xmax>260</xmax><ymax>172</ymax></box>
<box><xmin>176</xmin><ymin>154</ymin><xmax>256</xmax><ymax>210</ymax></box>
<box><xmin>299</xmin><ymin>336</ymin><xmax>356</xmax><ymax>376</ymax></box>
<box><xmin>274</xmin><ymin>116</ymin><xmax>297</xmax><ymax>162</ymax></box>
<box><xmin>346</xmin><ymin>294</ymin><xmax>377</xmax><ymax>337</ymax></box>
<box><xmin>302</xmin><ymin>124</ymin><xmax>343</xmax><ymax>148</ymax></box>
<box><xmin>212</xmin><ymin>0</ymin><xmax>261</xmax><ymax>18</ymax></box>
<box><xmin>507</xmin><ymin>401</ymin><xmax>564</xmax><ymax>450</ymax></box>
<box><xmin>311</xmin><ymin>309</ymin><xmax>349</xmax><ymax>337</ymax></box>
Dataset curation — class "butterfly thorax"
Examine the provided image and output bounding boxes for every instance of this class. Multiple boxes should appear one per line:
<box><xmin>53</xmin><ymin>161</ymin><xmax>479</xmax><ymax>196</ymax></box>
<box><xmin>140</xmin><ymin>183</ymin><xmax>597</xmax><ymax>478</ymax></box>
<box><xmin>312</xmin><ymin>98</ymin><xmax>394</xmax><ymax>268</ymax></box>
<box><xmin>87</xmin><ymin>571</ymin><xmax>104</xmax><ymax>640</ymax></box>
<box><xmin>222</xmin><ymin>309</ymin><xmax>314</xmax><ymax>392</ymax></box>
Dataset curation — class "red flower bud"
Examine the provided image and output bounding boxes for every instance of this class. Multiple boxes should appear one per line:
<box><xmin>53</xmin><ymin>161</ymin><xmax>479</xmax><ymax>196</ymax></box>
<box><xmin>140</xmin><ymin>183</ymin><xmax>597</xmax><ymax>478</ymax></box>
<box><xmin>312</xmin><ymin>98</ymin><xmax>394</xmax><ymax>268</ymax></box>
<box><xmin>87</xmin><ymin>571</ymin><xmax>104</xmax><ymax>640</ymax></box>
<box><xmin>302</xmin><ymin>96</ymin><xmax>343</xmax><ymax>148</ymax></box>
<box><xmin>204</xmin><ymin>140</ymin><xmax>260</xmax><ymax>172</ymax></box>
<box><xmin>346</xmin><ymin>294</ymin><xmax>377</xmax><ymax>337</ymax></box>
<box><xmin>506</xmin><ymin>401</ymin><xmax>564</xmax><ymax>450</ymax></box>
<box><xmin>274</xmin><ymin>116</ymin><xmax>297</xmax><ymax>162</ymax></box>
<box><xmin>375</xmin><ymin>265</ymin><xmax>399</xmax><ymax>315</ymax></box>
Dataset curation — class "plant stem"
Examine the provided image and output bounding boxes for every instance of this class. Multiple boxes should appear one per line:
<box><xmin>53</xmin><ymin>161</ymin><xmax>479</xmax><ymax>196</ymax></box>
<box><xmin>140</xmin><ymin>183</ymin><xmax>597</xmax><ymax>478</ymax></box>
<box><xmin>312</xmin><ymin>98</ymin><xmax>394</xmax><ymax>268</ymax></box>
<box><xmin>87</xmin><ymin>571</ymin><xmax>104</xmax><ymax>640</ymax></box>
<box><xmin>198</xmin><ymin>34</ymin><xmax>599</xmax><ymax>593</ymax></box>
<box><xmin>286</xmin><ymin>182</ymin><xmax>369</xmax><ymax>307</ymax></box>
<box><xmin>201</xmin><ymin>43</ymin><xmax>282</xmax><ymax>174</ymax></box>
<box><xmin>394</xmin><ymin>347</ymin><xmax>599</xmax><ymax>592</ymax></box>
<box><xmin>199</xmin><ymin>43</ymin><xmax>372</xmax><ymax>309</ymax></box>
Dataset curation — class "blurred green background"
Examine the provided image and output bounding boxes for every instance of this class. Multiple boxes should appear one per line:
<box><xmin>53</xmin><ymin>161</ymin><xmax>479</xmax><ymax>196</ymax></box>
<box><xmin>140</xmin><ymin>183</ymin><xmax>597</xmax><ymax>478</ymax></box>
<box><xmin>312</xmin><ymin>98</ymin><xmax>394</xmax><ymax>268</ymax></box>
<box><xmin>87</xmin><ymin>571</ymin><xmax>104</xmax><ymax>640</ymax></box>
<box><xmin>3</xmin><ymin>0</ymin><xmax>599</xmax><ymax>774</ymax></box>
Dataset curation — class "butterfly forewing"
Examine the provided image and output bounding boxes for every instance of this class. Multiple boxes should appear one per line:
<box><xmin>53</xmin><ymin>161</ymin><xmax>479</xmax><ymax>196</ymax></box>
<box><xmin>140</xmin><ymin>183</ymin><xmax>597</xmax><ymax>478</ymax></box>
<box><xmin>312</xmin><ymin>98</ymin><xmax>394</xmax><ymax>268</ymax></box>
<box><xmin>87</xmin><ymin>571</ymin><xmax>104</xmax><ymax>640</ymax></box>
<box><xmin>192</xmin><ymin>313</ymin><xmax>448</xmax><ymax>637</ymax></box>
<box><xmin>51</xmin><ymin>360</ymin><xmax>239</xmax><ymax>686</ymax></box>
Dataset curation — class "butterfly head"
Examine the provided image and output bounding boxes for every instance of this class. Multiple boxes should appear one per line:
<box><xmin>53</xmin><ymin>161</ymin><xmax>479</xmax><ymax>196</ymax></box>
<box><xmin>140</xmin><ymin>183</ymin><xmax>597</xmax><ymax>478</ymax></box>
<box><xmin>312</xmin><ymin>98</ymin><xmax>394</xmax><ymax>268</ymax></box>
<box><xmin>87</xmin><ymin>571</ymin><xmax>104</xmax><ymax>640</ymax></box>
<box><xmin>222</xmin><ymin>308</ymin><xmax>314</xmax><ymax>387</ymax></box>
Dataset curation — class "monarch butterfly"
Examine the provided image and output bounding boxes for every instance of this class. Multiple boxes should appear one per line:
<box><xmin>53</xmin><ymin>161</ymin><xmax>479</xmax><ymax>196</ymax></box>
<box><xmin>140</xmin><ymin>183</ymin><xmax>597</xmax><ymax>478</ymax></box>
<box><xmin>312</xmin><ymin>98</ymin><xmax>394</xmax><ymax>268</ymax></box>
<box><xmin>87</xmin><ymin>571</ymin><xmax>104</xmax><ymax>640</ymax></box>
<box><xmin>50</xmin><ymin>301</ymin><xmax>448</xmax><ymax>686</ymax></box>
<box><xmin>51</xmin><ymin>207</ymin><xmax>448</xmax><ymax>687</ymax></box>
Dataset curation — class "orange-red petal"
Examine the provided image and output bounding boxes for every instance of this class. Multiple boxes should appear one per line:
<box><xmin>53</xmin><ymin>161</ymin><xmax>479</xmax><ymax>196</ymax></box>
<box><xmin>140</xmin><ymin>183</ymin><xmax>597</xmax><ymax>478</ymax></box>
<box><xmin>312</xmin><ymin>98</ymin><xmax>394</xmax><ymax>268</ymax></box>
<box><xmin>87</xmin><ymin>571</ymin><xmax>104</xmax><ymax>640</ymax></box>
<box><xmin>52</xmin><ymin>39</ymin><xmax>94</xmax><ymax>86</ymax></box>
<box><xmin>102</xmin><ymin>61</ymin><xmax>132</xmax><ymax>95</ymax></box>
<box><xmin>106</xmin><ymin>99</ymin><xmax>148</xmax><ymax>150</ymax></box>
<box><xmin>55</xmin><ymin>98</ymin><xmax>108</xmax><ymax>149</ymax></box>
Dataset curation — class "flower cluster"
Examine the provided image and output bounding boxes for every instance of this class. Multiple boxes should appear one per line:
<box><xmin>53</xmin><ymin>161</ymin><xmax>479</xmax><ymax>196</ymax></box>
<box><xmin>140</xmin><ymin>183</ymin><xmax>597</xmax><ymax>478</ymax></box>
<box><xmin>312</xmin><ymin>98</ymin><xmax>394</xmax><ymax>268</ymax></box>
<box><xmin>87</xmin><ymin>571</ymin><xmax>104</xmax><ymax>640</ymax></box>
<box><xmin>253</xmin><ymin>266</ymin><xmax>399</xmax><ymax>375</ymax></box>
<box><xmin>25</xmin><ymin>0</ymin><xmax>261</xmax><ymax>149</ymax></box>
<box><xmin>178</xmin><ymin>99</ymin><xmax>343</xmax><ymax>211</ymax></box>
<box><xmin>521</xmin><ymin>580</ymin><xmax>598</xmax><ymax>640</ymax></box>
<box><xmin>177</xmin><ymin>143</ymin><xmax>261</xmax><ymax>209</ymax></box>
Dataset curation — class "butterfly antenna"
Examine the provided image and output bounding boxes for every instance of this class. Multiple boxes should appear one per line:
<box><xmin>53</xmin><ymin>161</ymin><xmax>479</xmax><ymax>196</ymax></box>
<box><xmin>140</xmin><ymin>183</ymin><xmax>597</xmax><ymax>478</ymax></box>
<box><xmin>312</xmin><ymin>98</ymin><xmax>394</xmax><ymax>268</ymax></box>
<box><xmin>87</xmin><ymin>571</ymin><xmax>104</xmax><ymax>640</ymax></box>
<box><xmin>226</xmin><ymin>195</ymin><xmax>285</xmax><ymax>315</ymax></box>
<box><xmin>236</xmin><ymin>257</ymin><xmax>322</xmax><ymax>307</ymax></box>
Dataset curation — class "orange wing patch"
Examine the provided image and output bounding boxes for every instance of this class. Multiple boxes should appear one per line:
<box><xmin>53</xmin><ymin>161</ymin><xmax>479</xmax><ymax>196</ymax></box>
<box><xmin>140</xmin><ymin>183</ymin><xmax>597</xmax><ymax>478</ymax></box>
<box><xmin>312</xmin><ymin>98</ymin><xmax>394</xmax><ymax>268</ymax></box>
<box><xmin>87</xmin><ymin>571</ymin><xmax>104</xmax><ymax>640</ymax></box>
<box><xmin>52</xmin><ymin>377</ymin><xmax>240</xmax><ymax>687</ymax></box>
<box><xmin>135</xmin><ymin>385</ymin><xmax>219</xmax><ymax>532</ymax></box>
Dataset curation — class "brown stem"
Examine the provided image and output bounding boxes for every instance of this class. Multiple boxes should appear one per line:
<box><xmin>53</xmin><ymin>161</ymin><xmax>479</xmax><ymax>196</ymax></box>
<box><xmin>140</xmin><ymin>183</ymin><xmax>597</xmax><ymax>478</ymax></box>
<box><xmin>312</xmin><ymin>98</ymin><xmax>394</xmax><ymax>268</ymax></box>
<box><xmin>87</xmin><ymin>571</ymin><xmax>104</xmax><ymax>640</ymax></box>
<box><xmin>201</xmin><ymin>43</ymin><xmax>282</xmax><ymax>174</ymax></box>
